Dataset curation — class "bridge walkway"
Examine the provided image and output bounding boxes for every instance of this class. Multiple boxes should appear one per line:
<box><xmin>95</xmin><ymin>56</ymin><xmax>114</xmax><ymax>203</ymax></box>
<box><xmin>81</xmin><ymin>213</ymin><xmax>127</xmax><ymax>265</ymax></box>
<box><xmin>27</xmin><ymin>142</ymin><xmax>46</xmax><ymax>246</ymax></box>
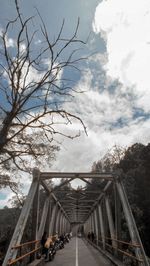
<box><xmin>48</xmin><ymin>237</ymin><xmax>113</xmax><ymax>266</ymax></box>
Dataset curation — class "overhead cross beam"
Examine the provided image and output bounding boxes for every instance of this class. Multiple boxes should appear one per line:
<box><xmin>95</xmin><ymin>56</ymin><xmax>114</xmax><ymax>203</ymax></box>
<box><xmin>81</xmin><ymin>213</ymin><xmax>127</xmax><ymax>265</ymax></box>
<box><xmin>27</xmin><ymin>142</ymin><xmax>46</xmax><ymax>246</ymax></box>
<box><xmin>40</xmin><ymin>172</ymin><xmax>113</xmax><ymax>180</ymax></box>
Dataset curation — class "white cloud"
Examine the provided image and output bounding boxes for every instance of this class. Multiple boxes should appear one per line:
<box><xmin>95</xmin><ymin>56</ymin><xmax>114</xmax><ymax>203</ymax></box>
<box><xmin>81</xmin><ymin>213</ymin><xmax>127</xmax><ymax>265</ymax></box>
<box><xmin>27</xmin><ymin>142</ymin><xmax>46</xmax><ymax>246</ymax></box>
<box><xmin>51</xmin><ymin>116</ymin><xmax>150</xmax><ymax>172</ymax></box>
<box><xmin>1</xmin><ymin>0</ymin><xmax>150</xmax><ymax>206</ymax></box>
<box><xmin>0</xmin><ymin>188</ymin><xmax>14</xmax><ymax>208</ymax></box>
<box><xmin>0</xmin><ymin>26</ymin><xmax>16</xmax><ymax>48</ymax></box>
<box><xmin>93</xmin><ymin>0</ymin><xmax>150</xmax><ymax>112</ymax></box>
<box><xmin>34</xmin><ymin>39</ymin><xmax>42</xmax><ymax>45</ymax></box>
<box><xmin>51</xmin><ymin>65</ymin><xmax>150</xmax><ymax>172</ymax></box>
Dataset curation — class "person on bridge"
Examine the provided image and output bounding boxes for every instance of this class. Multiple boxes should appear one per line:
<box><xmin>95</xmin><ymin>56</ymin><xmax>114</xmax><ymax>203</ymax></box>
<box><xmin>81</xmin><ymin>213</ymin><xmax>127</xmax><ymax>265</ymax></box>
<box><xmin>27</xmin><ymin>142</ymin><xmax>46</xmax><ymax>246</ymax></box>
<box><xmin>91</xmin><ymin>231</ymin><xmax>95</xmax><ymax>242</ymax></box>
<box><xmin>41</xmin><ymin>231</ymin><xmax>48</xmax><ymax>260</ymax></box>
<box><xmin>87</xmin><ymin>232</ymin><xmax>91</xmax><ymax>240</ymax></box>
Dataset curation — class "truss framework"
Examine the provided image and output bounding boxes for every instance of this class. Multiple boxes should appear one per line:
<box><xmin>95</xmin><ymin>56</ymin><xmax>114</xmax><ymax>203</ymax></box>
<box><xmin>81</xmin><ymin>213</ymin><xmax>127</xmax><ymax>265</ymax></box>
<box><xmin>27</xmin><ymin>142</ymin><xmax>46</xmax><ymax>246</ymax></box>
<box><xmin>3</xmin><ymin>170</ymin><xmax>149</xmax><ymax>266</ymax></box>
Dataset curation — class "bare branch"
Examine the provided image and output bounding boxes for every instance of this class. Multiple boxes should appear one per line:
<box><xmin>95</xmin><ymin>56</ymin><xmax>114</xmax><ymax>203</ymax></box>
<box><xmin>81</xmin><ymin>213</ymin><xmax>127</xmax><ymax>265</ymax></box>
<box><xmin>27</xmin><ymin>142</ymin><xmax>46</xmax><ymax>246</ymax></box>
<box><xmin>0</xmin><ymin>0</ymin><xmax>87</xmax><ymax>183</ymax></box>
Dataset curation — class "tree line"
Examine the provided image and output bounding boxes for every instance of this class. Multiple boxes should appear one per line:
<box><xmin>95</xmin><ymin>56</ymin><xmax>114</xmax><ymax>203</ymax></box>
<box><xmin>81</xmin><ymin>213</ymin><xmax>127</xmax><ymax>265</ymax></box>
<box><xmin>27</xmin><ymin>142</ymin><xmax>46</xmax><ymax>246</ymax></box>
<box><xmin>92</xmin><ymin>143</ymin><xmax>150</xmax><ymax>257</ymax></box>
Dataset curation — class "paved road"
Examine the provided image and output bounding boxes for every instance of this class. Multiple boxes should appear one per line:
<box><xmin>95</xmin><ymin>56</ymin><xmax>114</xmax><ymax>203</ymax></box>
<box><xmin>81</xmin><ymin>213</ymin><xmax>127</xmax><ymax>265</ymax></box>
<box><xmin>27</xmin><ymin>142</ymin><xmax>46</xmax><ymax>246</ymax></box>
<box><xmin>47</xmin><ymin>237</ymin><xmax>113</xmax><ymax>266</ymax></box>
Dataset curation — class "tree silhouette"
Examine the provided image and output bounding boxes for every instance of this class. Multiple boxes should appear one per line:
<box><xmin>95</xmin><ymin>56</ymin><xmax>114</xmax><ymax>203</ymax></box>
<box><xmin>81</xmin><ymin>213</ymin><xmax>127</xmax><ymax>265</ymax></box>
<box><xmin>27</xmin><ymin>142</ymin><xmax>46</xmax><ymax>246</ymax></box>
<box><xmin>0</xmin><ymin>0</ymin><xmax>86</xmax><ymax>187</ymax></box>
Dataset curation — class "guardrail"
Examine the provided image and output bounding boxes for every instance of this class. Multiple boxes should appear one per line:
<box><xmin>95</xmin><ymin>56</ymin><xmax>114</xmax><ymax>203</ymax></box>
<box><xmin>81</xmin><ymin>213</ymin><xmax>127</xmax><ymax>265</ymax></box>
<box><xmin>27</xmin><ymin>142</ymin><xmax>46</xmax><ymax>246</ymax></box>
<box><xmin>87</xmin><ymin>236</ymin><xmax>143</xmax><ymax>264</ymax></box>
<box><xmin>7</xmin><ymin>240</ymin><xmax>40</xmax><ymax>265</ymax></box>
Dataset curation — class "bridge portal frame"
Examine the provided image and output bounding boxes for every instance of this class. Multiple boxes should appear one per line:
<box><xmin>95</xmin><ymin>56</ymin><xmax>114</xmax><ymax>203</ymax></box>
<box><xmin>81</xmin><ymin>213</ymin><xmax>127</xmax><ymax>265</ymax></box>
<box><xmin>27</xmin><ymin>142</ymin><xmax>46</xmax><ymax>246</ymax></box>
<box><xmin>2</xmin><ymin>169</ymin><xmax>149</xmax><ymax>266</ymax></box>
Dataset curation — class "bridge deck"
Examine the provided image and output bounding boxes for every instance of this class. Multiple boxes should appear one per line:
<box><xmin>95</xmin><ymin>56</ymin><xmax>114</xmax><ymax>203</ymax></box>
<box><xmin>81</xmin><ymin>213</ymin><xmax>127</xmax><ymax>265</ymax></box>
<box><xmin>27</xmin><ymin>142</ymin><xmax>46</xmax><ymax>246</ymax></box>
<box><xmin>47</xmin><ymin>237</ymin><xmax>113</xmax><ymax>266</ymax></box>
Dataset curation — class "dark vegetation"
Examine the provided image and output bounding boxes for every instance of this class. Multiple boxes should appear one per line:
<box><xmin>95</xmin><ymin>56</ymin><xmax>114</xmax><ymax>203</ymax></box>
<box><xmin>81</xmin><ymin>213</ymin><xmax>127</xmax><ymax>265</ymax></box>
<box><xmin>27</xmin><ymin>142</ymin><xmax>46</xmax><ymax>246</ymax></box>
<box><xmin>0</xmin><ymin>188</ymin><xmax>48</xmax><ymax>264</ymax></box>
<box><xmin>91</xmin><ymin>142</ymin><xmax>150</xmax><ymax>257</ymax></box>
<box><xmin>0</xmin><ymin>208</ymin><xmax>21</xmax><ymax>263</ymax></box>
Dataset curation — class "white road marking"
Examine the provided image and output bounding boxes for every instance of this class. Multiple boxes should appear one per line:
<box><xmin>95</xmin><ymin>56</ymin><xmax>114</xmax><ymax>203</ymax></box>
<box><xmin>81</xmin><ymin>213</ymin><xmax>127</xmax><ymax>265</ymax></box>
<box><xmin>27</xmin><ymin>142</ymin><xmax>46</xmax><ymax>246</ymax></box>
<box><xmin>76</xmin><ymin>237</ymin><xmax>79</xmax><ymax>266</ymax></box>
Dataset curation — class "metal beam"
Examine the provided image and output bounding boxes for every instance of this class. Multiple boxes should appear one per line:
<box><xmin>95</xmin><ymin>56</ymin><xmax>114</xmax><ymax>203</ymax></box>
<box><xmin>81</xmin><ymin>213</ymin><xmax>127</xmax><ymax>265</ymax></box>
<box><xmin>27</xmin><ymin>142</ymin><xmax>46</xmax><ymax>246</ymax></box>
<box><xmin>37</xmin><ymin>196</ymin><xmax>50</xmax><ymax>239</ymax></box>
<box><xmin>52</xmin><ymin>189</ymin><xmax>104</xmax><ymax>193</ymax></box>
<box><xmin>40</xmin><ymin>172</ymin><xmax>113</xmax><ymax>180</ymax></box>
<box><xmin>114</xmin><ymin>183</ymin><xmax>121</xmax><ymax>258</ymax></box>
<box><xmin>98</xmin><ymin>204</ymin><xmax>105</xmax><ymax>250</ymax></box>
<box><xmin>105</xmin><ymin>196</ymin><xmax>117</xmax><ymax>249</ymax></box>
<box><xmin>41</xmin><ymin>180</ymin><xmax>70</xmax><ymax>223</ymax></box>
<box><xmin>116</xmin><ymin>178</ymin><xmax>149</xmax><ymax>266</ymax></box>
<box><xmin>49</xmin><ymin>204</ymin><xmax>57</xmax><ymax>235</ymax></box>
<box><xmin>55</xmin><ymin>207</ymin><xmax>61</xmax><ymax>234</ymax></box>
<box><xmin>31</xmin><ymin>182</ymin><xmax>40</xmax><ymax>241</ymax></box>
<box><xmin>84</xmin><ymin>181</ymin><xmax>112</xmax><ymax>222</ymax></box>
<box><xmin>59</xmin><ymin>212</ymin><xmax>64</xmax><ymax>234</ymax></box>
<box><xmin>3</xmin><ymin>179</ymin><xmax>39</xmax><ymax>266</ymax></box>
<box><xmin>60</xmin><ymin>199</ymin><xmax>95</xmax><ymax>202</ymax></box>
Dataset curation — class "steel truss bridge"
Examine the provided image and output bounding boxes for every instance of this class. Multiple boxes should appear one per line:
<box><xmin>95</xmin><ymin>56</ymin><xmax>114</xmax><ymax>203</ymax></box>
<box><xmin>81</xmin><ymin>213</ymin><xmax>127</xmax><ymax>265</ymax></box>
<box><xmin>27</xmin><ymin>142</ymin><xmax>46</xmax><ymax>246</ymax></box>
<box><xmin>3</xmin><ymin>170</ymin><xmax>149</xmax><ymax>266</ymax></box>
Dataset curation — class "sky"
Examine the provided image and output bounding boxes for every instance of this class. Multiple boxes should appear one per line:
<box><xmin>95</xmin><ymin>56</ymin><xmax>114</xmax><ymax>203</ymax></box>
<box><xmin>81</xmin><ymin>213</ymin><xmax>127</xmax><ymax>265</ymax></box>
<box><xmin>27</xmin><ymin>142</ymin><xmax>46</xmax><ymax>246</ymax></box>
<box><xmin>0</xmin><ymin>0</ymin><xmax>150</xmax><ymax>207</ymax></box>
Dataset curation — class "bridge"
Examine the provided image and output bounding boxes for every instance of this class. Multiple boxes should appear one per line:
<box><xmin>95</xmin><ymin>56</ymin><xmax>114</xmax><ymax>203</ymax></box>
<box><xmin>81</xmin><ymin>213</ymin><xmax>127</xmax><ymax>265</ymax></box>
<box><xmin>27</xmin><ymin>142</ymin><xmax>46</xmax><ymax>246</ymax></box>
<box><xmin>2</xmin><ymin>170</ymin><xmax>149</xmax><ymax>266</ymax></box>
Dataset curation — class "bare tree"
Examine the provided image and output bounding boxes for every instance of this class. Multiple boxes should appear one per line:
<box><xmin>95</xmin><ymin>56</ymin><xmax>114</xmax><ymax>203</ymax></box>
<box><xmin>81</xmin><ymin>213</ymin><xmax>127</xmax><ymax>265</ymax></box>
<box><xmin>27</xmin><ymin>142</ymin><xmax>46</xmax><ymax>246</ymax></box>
<box><xmin>92</xmin><ymin>145</ymin><xmax>126</xmax><ymax>172</ymax></box>
<box><xmin>0</xmin><ymin>0</ymin><xmax>86</xmax><ymax>187</ymax></box>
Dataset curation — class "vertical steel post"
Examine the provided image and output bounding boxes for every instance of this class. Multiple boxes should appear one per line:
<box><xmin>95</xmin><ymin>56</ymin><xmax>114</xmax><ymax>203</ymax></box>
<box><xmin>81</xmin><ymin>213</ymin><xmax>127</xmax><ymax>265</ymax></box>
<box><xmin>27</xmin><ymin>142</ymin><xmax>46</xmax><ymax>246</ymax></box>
<box><xmin>90</xmin><ymin>214</ymin><xmax>93</xmax><ymax>232</ymax></box>
<box><xmin>31</xmin><ymin>182</ymin><xmax>40</xmax><ymax>241</ymax></box>
<box><xmin>64</xmin><ymin>218</ymin><xmax>67</xmax><ymax>233</ymax></box>
<box><xmin>105</xmin><ymin>195</ymin><xmax>117</xmax><ymax>249</ymax></box>
<box><xmin>62</xmin><ymin>216</ymin><xmax>66</xmax><ymax>234</ymax></box>
<box><xmin>53</xmin><ymin>204</ymin><xmax>59</xmax><ymax>235</ymax></box>
<box><xmin>65</xmin><ymin>220</ymin><xmax>69</xmax><ymax>233</ymax></box>
<box><xmin>37</xmin><ymin>196</ymin><xmax>50</xmax><ymax>239</ymax></box>
<box><xmin>91</xmin><ymin>212</ymin><xmax>95</xmax><ymax>234</ymax></box>
<box><xmin>87</xmin><ymin>218</ymin><xmax>90</xmax><ymax>233</ymax></box>
<box><xmin>114</xmin><ymin>183</ymin><xmax>121</xmax><ymax>257</ymax></box>
<box><xmin>67</xmin><ymin>221</ymin><xmax>71</xmax><ymax>233</ymax></box>
<box><xmin>84</xmin><ymin>219</ymin><xmax>89</xmax><ymax>236</ymax></box>
<box><xmin>65</xmin><ymin>219</ymin><xmax>69</xmax><ymax>233</ymax></box>
<box><xmin>116</xmin><ymin>178</ymin><xmax>149</xmax><ymax>266</ymax></box>
<box><xmin>55</xmin><ymin>207</ymin><xmax>61</xmax><ymax>234</ymax></box>
<box><xmin>98</xmin><ymin>204</ymin><xmax>105</xmax><ymax>250</ymax></box>
<box><xmin>94</xmin><ymin>209</ymin><xmax>99</xmax><ymax>245</ymax></box>
<box><xmin>30</xmin><ymin>182</ymin><xmax>40</xmax><ymax>261</ymax></box>
<box><xmin>95</xmin><ymin>207</ymin><xmax>101</xmax><ymax>246</ymax></box>
<box><xmin>49</xmin><ymin>203</ymin><xmax>57</xmax><ymax>235</ymax></box>
<box><xmin>45</xmin><ymin>199</ymin><xmax>52</xmax><ymax>236</ymax></box>
<box><xmin>59</xmin><ymin>212</ymin><xmax>63</xmax><ymax>235</ymax></box>
<box><xmin>85</xmin><ymin>219</ymin><xmax>88</xmax><ymax>236</ymax></box>
<box><xmin>63</xmin><ymin>217</ymin><xmax>66</xmax><ymax>233</ymax></box>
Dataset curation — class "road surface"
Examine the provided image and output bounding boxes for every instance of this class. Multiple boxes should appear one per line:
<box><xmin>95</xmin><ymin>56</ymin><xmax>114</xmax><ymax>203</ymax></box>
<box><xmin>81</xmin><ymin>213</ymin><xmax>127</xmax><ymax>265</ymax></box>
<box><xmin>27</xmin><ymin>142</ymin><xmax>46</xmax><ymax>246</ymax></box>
<box><xmin>47</xmin><ymin>237</ymin><xmax>113</xmax><ymax>266</ymax></box>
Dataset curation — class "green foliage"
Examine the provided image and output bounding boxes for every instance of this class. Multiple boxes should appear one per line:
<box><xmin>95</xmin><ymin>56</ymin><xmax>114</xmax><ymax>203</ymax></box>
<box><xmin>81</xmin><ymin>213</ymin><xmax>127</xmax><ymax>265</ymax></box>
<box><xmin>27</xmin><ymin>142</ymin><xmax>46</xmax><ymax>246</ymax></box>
<box><xmin>120</xmin><ymin>143</ymin><xmax>150</xmax><ymax>255</ymax></box>
<box><xmin>92</xmin><ymin>142</ymin><xmax>150</xmax><ymax>256</ymax></box>
<box><xmin>0</xmin><ymin>208</ymin><xmax>21</xmax><ymax>259</ymax></box>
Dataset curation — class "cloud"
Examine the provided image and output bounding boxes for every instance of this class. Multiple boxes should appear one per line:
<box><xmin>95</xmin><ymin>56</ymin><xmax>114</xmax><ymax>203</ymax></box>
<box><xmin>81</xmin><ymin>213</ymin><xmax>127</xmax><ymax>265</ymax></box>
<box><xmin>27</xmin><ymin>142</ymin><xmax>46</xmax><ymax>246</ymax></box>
<box><xmin>1</xmin><ymin>0</ymin><xmax>150</xmax><ymax>207</ymax></box>
<box><xmin>93</xmin><ymin>0</ymin><xmax>150</xmax><ymax>112</ymax></box>
<box><xmin>0</xmin><ymin>188</ymin><xmax>14</xmax><ymax>208</ymax></box>
<box><xmin>51</xmin><ymin>61</ymin><xmax>150</xmax><ymax>172</ymax></box>
<box><xmin>52</xmin><ymin>115</ymin><xmax>150</xmax><ymax>172</ymax></box>
<box><xmin>0</xmin><ymin>26</ymin><xmax>16</xmax><ymax>48</ymax></box>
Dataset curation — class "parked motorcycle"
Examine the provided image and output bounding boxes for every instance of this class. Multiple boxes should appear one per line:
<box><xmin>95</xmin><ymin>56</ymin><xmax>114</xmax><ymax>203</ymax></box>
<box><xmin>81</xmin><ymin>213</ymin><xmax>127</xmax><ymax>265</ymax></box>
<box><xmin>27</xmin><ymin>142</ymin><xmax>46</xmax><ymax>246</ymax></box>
<box><xmin>64</xmin><ymin>234</ymin><xmax>69</xmax><ymax>244</ymax></box>
<box><xmin>48</xmin><ymin>243</ymin><xmax>56</xmax><ymax>261</ymax></box>
<box><xmin>53</xmin><ymin>237</ymin><xmax>64</xmax><ymax>250</ymax></box>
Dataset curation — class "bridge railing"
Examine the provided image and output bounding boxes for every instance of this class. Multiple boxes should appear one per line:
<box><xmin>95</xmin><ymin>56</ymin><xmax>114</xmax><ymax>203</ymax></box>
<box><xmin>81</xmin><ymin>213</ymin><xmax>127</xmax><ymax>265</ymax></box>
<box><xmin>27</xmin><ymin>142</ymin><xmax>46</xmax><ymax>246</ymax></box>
<box><xmin>2</xmin><ymin>169</ymin><xmax>71</xmax><ymax>266</ymax></box>
<box><xmin>84</xmin><ymin>176</ymin><xmax>149</xmax><ymax>266</ymax></box>
<box><xmin>87</xmin><ymin>237</ymin><xmax>143</xmax><ymax>265</ymax></box>
<box><xmin>104</xmin><ymin>238</ymin><xmax>143</xmax><ymax>264</ymax></box>
<box><xmin>7</xmin><ymin>240</ymin><xmax>41</xmax><ymax>265</ymax></box>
